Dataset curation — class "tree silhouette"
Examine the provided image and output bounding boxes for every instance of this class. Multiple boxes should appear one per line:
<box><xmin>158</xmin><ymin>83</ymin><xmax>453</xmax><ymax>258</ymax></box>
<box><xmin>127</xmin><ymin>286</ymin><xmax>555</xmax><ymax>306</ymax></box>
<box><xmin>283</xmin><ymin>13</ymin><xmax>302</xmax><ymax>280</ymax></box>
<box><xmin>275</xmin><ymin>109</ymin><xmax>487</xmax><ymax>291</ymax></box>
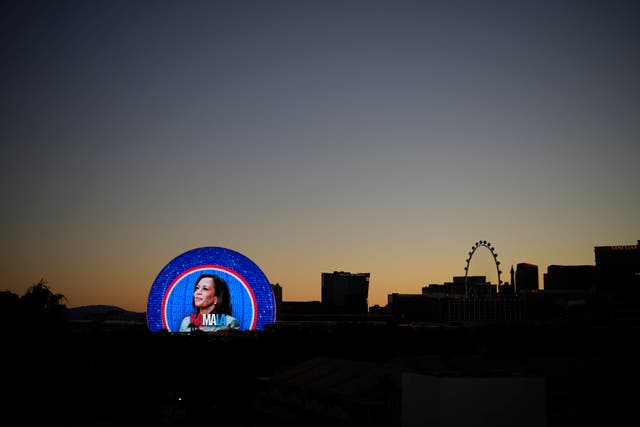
<box><xmin>0</xmin><ymin>290</ymin><xmax>21</xmax><ymax>328</ymax></box>
<box><xmin>20</xmin><ymin>278</ymin><xmax>68</xmax><ymax>331</ymax></box>
<box><xmin>21</xmin><ymin>278</ymin><xmax>66</xmax><ymax>310</ymax></box>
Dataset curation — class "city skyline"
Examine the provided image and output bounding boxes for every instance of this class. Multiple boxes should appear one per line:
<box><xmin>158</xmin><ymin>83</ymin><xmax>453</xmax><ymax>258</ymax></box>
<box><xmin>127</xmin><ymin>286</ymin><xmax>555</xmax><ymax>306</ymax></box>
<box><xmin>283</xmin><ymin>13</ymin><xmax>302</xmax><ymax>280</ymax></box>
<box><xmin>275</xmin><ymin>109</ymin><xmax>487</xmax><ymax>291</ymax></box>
<box><xmin>2</xmin><ymin>1</ymin><xmax>639</xmax><ymax>311</ymax></box>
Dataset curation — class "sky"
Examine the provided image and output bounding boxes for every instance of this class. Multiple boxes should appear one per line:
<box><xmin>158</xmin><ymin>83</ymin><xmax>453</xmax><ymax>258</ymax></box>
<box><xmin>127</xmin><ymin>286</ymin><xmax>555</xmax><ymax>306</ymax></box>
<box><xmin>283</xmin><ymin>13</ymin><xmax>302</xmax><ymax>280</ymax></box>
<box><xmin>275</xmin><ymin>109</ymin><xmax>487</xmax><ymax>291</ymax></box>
<box><xmin>1</xmin><ymin>0</ymin><xmax>639</xmax><ymax>312</ymax></box>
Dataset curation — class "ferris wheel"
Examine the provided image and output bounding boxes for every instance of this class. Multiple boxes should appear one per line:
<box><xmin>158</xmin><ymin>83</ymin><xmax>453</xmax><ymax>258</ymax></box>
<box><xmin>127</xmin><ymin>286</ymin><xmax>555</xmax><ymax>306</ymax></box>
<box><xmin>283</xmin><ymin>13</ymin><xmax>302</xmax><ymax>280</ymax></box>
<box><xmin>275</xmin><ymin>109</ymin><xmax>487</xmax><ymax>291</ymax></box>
<box><xmin>464</xmin><ymin>240</ymin><xmax>503</xmax><ymax>298</ymax></box>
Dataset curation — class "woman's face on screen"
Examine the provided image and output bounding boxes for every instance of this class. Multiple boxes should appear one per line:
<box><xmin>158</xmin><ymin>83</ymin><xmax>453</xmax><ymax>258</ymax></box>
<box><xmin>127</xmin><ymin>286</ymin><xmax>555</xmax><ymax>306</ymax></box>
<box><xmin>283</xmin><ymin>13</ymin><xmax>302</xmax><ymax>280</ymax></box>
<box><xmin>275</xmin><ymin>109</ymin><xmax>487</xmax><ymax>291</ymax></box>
<box><xmin>194</xmin><ymin>277</ymin><xmax>216</xmax><ymax>312</ymax></box>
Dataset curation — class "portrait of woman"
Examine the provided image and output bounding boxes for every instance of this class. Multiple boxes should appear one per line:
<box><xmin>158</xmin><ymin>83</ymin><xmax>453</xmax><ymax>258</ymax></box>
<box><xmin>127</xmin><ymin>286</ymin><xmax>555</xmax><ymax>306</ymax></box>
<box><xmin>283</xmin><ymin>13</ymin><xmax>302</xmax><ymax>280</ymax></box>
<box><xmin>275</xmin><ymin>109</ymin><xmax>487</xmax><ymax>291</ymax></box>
<box><xmin>179</xmin><ymin>273</ymin><xmax>240</xmax><ymax>333</ymax></box>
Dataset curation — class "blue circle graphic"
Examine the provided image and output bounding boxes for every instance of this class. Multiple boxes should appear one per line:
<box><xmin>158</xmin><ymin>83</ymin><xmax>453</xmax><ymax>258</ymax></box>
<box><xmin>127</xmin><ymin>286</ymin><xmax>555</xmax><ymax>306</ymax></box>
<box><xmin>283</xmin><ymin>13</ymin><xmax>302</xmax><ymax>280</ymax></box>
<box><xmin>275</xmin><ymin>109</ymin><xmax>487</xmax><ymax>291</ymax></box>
<box><xmin>147</xmin><ymin>247</ymin><xmax>276</xmax><ymax>332</ymax></box>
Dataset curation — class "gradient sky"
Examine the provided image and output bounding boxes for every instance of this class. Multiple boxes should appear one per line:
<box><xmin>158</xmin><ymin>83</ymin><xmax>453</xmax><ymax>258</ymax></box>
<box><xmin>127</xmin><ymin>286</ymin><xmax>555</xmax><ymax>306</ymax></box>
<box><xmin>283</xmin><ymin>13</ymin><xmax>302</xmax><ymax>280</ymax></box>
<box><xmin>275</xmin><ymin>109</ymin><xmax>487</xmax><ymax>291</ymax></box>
<box><xmin>2</xmin><ymin>0</ymin><xmax>639</xmax><ymax>312</ymax></box>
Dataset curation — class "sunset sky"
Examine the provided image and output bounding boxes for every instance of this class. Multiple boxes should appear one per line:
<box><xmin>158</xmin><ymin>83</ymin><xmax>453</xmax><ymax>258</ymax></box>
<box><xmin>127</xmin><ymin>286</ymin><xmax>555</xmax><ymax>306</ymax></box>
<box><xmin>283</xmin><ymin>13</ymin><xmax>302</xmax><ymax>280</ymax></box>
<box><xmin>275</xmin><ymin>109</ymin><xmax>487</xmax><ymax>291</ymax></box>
<box><xmin>2</xmin><ymin>0</ymin><xmax>639</xmax><ymax>312</ymax></box>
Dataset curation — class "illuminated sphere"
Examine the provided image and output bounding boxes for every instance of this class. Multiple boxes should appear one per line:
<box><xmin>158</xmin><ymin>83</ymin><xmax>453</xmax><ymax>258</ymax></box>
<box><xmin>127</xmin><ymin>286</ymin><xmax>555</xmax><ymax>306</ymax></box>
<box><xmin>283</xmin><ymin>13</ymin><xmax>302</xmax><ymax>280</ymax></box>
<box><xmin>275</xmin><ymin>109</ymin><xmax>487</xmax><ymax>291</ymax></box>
<box><xmin>147</xmin><ymin>246</ymin><xmax>276</xmax><ymax>332</ymax></box>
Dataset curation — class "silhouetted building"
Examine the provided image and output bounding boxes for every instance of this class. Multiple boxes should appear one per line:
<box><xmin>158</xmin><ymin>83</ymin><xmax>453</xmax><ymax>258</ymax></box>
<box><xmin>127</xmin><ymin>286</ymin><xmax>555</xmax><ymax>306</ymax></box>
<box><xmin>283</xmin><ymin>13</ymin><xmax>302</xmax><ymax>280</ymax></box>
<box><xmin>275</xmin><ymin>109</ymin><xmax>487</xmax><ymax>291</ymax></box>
<box><xmin>422</xmin><ymin>284</ymin><xmax>446</xmax><ymax>297</ymax></box>
<box><xmin>321</xmin><ymin>271</ymin><xmax>370</xmax><ymax>314</ymax></box>
<box><xmin>543</xmin><ymin>265</ymin><xmax>596</xmax><ymax>293</ymax></box>
<box><xmin>389</xmin><ymin>293</ymin><xmax>439</xmax><ymax>323</ymax></box>
<box><xmin>454</xmin><ymin>276</ymin><xmax>487</xmax><ymax>286</ymax></box>
<box><xmin>452</xmin><ymin>276</ymin><xmax>496</xmax><ymax>297</ymax></box>
<box><xmin>256</xmin><ymin>356</ymin><xmax>548</xmax><ymax>427</ymax></box>
<box><xmin>389</xmin><ymin>293</ymin><xmax>528</xmax><ymax>323</ymax></box>
<box><xmin>401</xmin><ymin>372</ymin><xmax>547</xmax><ymax>427</ymax></box>
<box><xmin>271</xmin><ymin>283</ymin><xmax>283</xmax><ymax>311</ymax></box>
<box><xmin>499</xmin><ymin>283</ymin><xmax>515</xmax><ymax>295</ymax></box>
<box><xmin>510</xmin><ymin>265</ymin><xmax>515</xmax><ymax>289</ymax></box>
<box><xmin>594</xmin><ymin>241</ymin><xmax>640</xmax><ymax>292</ymax></box>
<box><xmin>516</xmin><ymin>263</ymin><xmax>539</xmax><ymax>294</ymax></box>
<box><xmin>255</xmin><ymin>357</ymin><xmax>391</xmax><ymax>427</ymax></box>
<box><xmin>278</xmin><ymin>301</ymin><xmax>324</xmax><ymax>315</ymax></box>
<box><xmin>562</xmin><ymin>241</ymin><xmax>640</xmax><ymax>326</ymax></box>
<box><xmin>422</xmin><ymin>276</ymin><xmax>497</xmax><ymax>298</ymax></box>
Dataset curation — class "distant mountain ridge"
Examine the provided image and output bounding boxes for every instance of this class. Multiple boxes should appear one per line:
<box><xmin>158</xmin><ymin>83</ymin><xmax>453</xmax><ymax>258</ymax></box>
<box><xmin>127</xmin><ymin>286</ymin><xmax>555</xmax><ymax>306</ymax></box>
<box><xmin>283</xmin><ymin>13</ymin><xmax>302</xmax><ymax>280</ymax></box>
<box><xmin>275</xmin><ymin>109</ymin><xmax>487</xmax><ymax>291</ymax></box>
<box><xmin>68</xmin><ymin>305</ymin><xmax>146</xmax><ymax>322</ymax></box>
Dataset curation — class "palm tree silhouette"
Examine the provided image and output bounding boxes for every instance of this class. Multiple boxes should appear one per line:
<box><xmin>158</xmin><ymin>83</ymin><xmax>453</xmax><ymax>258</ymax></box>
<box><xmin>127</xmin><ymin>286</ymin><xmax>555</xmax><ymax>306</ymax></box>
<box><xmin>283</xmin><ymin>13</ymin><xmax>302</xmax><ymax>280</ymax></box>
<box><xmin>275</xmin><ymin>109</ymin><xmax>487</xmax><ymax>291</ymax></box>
<box><xmin>20</xmin><ymin>278</ymin><xmax>68</xmax><ymax>330</ymax></box>
<box><xmin>21</xmin><ymin>278</ymin><xmax>66</xmax><ymax>310</ymax></box>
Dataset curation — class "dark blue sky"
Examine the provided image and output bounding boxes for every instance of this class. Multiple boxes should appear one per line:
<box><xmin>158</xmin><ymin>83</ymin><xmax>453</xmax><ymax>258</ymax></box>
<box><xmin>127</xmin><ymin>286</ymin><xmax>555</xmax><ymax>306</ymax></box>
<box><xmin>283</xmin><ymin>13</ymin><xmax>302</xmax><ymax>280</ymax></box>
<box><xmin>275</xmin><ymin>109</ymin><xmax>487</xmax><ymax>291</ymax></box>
<box><xmin>1</xmin><ymin>0</ymin><xmax>638</xmax><ymax>310</ymax></box>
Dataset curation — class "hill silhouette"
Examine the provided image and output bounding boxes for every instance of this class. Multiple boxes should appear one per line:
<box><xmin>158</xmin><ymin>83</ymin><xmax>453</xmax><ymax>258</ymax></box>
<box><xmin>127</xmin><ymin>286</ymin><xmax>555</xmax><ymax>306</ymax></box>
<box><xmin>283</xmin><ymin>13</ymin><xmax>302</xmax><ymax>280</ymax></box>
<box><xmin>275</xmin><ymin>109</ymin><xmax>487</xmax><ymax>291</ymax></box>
<box><xmin>68</xmin><ymin>304</ymin><xmax>146</xmax><ymax>322</ymax></box>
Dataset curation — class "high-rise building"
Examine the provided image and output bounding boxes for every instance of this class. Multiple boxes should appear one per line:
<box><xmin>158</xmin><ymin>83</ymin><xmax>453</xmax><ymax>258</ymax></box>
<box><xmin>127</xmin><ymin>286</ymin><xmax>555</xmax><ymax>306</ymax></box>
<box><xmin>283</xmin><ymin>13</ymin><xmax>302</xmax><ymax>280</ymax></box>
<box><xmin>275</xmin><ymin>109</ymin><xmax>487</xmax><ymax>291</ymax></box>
<box><xmin>516</xmin><ymin>263</ymin><xmax>539</xmax><ymax>294</ymax></box>
<box><xmin>453</xmin><ymin>276</ymin><xmax>495</xmax><ymax>297</ymax></box>
<box><xmin>543</xmin><ymin>265</ymin><xmax>596</xmax><ymax>292</ymax></box>
<box><xmin>594</xmin><ymin>241</ymin><xmax>640</xmax><ymax>291</ymax></box>
<box><xmin>321</xmin><ymin>271</ymin><xmax>370</xmax><ymax>313</ymax></box>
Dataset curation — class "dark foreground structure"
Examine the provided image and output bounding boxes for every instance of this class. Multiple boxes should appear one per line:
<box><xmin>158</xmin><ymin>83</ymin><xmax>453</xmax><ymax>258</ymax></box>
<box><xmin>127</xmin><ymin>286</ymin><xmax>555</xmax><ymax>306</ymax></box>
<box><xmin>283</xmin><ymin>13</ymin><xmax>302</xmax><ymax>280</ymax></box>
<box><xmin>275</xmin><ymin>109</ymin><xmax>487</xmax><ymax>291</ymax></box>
<box><xmin>6</xmin><ymin>319</ymin><xmax>640</xmax><ymax>427</ymax></box>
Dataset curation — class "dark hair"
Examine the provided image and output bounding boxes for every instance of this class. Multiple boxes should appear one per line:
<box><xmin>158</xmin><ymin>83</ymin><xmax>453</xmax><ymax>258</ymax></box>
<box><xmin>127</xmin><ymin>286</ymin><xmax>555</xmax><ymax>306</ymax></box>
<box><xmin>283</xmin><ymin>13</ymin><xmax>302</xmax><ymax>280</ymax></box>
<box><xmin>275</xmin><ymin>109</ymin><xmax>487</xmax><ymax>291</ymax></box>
<box><xmin>192</xmin><ymin>274</ymin><xmax>233</xmax><ymax>315</ymax></box>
